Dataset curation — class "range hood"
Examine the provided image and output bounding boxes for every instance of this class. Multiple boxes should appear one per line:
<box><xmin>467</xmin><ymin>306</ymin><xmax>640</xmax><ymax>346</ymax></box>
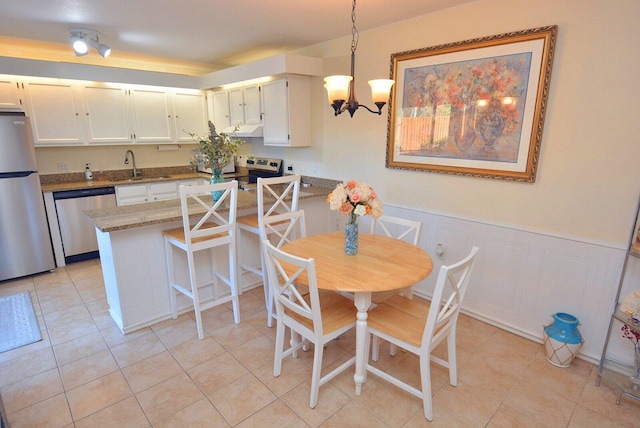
<box><xmin>223</xmin><ymin>124</ymin><xmax>263</xmax><ymax>137</ymax></box>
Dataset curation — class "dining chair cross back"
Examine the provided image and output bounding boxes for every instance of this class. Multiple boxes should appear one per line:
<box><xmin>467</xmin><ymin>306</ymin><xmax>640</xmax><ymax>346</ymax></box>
<box><xmin>365</xmin><ymin>246</ymin><xmax>479</xmax><ymax>421</ymax></box>
<box><xmin>262</xmin><ymin>239</ymin><xmax>357</xmax><ymax>408</ymax></box>
<box><xmin>261</xmin><ymin>209</ymin><xmax>307</xmax><ymax>321</ymax></box>
<box><xmin>369</xmin><ymin>215</ymin><xmax>422</xmax><ymax>301</ymax></box>
<box><xmin>163</xmin><ymin>180</ymin><xmax>241</xmax><ymax>339</ymax></box>
<box><xmin>238</xmin><ymin>174</ymin><xmax>301</xmax><ymax>327</ymax></box>
<box><xmin>370</xmin><ymin>214</ymin><xmax>422</xmax><ymax>245</ymax></box>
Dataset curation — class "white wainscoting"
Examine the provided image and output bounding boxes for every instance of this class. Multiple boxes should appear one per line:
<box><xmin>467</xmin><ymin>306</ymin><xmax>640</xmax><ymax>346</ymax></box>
<box><xmin>359</xmin><ymin>204</ymin><xmax>629</xmax><ymax>366</ymax></box>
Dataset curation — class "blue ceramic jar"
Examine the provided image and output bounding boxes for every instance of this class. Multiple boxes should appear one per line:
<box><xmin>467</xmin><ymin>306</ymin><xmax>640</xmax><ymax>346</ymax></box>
<box><xmin>544</xmin><ymin>312</ymin><xmax>583</xmax><ymax>344</ymax></box>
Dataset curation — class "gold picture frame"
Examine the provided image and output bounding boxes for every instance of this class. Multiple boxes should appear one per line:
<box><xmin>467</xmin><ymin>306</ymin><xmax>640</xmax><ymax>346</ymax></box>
<box><xmin>386</xmin><ymin>26</ymin><xmax>558</xmax><ymax>182</ymax></box>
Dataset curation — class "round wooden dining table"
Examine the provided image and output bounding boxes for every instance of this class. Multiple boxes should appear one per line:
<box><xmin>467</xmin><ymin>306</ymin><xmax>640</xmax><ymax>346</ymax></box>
<box><xmin>281</xmin><ymin>232</ymin><xmax>433</xmax><ymax>395</ymax></box>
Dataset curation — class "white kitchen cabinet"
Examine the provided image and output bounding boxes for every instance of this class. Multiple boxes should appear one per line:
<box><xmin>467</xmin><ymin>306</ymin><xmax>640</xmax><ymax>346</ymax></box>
<box><xmin>261</xmin><ymin>75</ymin><xmax>311</xmax><ymax>147</ymax></box>
<box><xmin>179</xmin><ymin>179</ymin><xmax>204</xmax><ymax>187</ymax></box>
<box><xmin>116</xmin><ymin>180</ymin><xmax>191</xmax><ymax>205</ymax></box>
<box><xmin>27</xmin><ymin>81</ymin><xmax>134</xmax><ymax>145</ymax></box>
<box><xmin>21</xmin><ymin>74</ymin><xmax>207</xmax><ymax>146</ymax></box>
<box><xmin>228</xmin><ymin>84</ymin><xmax>261</xmax><ymax>126</ymax></box>
<box><xmin>211</xmin><ymin>90</ymin><xmax>231</xmax><ymax>131</ymax></box>
<box><xmin>0</xmin><ymin>80</ymin><xmax>24</xmax><ymax>110</ymax></box>
<box><xmin>82</xmin><ymin>84</ymin><xmax>131</xmax><ymax>144</ymax></box>
<box><xmin>116</xmin><ymin>184</ymin><xmax>149</xmax><ymax>205</ymax></box>
<box><xmin>173</xmin><ymin>90</ymin><xmax>207</xmax><ymax>141</ymax></box>
<box><xmin>128</xmin><ymin>88</ymin><xmax>173</xmax><ymax>143</ymax></box>
<box><xmin>149</xmin><ymin>181</ymin><xmax>178</xmax><ymax>201</ymax></box>
<box><xmin>25</xmin><ymin>81</ymin><xmax>85</xmax><ymax>145</ymax></box>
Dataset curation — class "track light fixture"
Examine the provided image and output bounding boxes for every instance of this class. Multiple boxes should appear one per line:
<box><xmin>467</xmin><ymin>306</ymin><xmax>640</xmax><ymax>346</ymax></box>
<box><xmin>324</xmin><ymin>0</ymin><xmax>394</xmax><ymax>117</ymax></box>
<box><xmin>69</xmin><ymin>28</ymin><xmax>111</xmax><ymax>58</ymax></box>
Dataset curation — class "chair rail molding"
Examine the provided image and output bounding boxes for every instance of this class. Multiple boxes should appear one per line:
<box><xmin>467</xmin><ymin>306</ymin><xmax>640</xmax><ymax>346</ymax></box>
<box><xmin>361</xmin><ymin>203</ymin><xmax>626</xmax><ymax>365</ymax></box>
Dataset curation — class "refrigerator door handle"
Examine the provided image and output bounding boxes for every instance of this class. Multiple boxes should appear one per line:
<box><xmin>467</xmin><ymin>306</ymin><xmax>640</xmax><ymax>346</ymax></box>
<box><xmin>0</xmin><ymin>171</ymin><xmax>34</xmax><ymax>179</ymax></box>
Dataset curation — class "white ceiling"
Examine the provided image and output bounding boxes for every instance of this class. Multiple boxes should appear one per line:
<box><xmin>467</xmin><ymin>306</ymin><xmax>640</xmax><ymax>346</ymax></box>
<box><xmin>0</xmin><ymin>0</ymin><xmax>475</xmax><ymax>69</ymax></box>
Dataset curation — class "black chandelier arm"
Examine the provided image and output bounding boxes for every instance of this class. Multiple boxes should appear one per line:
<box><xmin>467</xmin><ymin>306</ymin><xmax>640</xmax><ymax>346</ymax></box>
<box><xmin>358</xmin><ymin>103</ymin><xmax>385</xmax><ymax>115</ymax></box>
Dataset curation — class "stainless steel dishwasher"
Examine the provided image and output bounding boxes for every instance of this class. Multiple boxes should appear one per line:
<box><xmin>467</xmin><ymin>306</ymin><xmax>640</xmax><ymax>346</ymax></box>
<box><xmin>53</xmin><ymin>187</ymin><xmax>117</xmax><ymax>264</ymax></box>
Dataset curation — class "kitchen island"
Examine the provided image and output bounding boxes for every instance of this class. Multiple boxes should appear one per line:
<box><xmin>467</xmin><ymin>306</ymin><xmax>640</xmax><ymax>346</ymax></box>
<box><xmin>84</xmin><ymin>181</ymin><xmax>335</xmax><ymax>334</ymax></box>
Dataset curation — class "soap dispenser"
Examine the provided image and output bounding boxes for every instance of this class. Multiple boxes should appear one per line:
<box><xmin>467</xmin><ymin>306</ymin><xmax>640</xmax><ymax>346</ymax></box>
<box><xmin>85</xmin><ymin>163</ymin><xmax>93</xmax><ymax>180</ymax></box>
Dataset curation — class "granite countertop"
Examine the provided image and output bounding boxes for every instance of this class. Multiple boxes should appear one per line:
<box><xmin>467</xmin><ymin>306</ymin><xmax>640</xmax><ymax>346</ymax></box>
<box><xmin>84</xmin><ymin>182</ymin><xmax>332</xmax><ymax>233</ymax></box>
<box><xmin>40</xmin><ymin>172</ymin><xmax>242</xmax><ymax>193</ymax></box>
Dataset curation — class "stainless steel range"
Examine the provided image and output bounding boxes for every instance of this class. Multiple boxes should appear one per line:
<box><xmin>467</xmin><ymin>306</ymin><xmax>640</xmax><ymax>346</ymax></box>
<box><xmin>246</xmin><ymin>158</ymin><xmax>283</xmax><ymax>183</ymax></box>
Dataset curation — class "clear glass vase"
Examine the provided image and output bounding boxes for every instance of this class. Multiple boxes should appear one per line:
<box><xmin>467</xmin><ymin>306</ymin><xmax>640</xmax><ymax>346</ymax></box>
<box><xmin>631</xmin><ymin>345</ymin><xmax>640</xmax><ymax>385</ymax></box>
<box><xmin>210</xmin><ymin>167</ymin><xmax>225</xmax><ymax>201</ymax></box>
<box><xmin>344</xmin><ymin>214</ymin><xmax>359</xmax><ymax>256</ymax></box>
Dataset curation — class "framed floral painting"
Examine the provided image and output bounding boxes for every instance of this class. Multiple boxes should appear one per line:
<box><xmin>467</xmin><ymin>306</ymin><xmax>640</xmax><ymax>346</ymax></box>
<box><xmin>385</xmin><ymin>26</ymin><xmax>557</xmax><ymax>182</ymax></box>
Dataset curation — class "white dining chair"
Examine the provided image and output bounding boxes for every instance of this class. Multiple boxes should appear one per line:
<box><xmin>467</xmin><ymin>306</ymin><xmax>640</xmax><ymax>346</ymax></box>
<box><xmin>237</xmin><ymin>174</ymin><xmax>301</xmax><ymax>326</ymax></box>
<box><xmin>163</xmin><ymin>180</ymin><xmax>241</xmax><ymax>339</ymax></box>
<box><xmin>369</xmin><ymin>214</ymin><xmax>423</xmax><ymax>358</ymax></box>
<box><xmin>369</xmin><ymin>214</ymin><xmax>422</xmax><ymax>299</ymax></box>
<box><xmin>262</xmin><ymin>239</ymin><xmax>357</xmax><ymax>408</ymax></box>
<box><xmin>364</xmin><ymin>246</ymin><xmax>479</xmax><ymax>421</ymax></box>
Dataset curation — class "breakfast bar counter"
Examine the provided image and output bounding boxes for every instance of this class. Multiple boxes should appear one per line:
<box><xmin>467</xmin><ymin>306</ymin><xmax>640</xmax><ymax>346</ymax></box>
<box><xmin>83</xmin><ymin>182</ymin><xmax>330</xmax><ymax>232</ymax></box>
<box><xmin>83</xmin><ymin>180</ymin><xmax>336</xmax><ymax>334</ymax></box>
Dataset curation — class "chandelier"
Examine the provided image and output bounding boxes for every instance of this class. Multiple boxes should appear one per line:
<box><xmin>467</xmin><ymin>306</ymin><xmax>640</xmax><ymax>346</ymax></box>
<box><xmin>324</xmin><ymin>0</ymin><xmax>394</xmax><ymax>117</ymax></box>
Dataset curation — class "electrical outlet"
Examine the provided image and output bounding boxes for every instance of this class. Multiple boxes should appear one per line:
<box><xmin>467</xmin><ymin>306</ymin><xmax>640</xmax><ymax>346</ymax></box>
<box><xmin>57</xmin><ymin>163</ymin><xmax>68</xmax><ymax>172</ymax></box>
<box><xmin>286</xmin><ymin>163</ymin><xmax>293</xmax><ymax>172</ymax></box>
<box><xmin>236</xmin><ymin>155</ymin><xmax>248</xmax><ymax>167</ymax></box>
<box><xmin>333</xmin><ymin>214</ymin><xmax>342</xmax><ymax>231</ymax></box>
<box><xmin>313</xmin><ymin>162</ymin><xmax>319</xmax><ymax>173</ymax></box>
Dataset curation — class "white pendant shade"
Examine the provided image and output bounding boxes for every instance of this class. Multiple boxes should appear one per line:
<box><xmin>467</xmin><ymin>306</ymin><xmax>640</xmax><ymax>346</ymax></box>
<box><xmin>324</xmin><ymin>75</ymin><xmax>352</xmax><ymax>102</ymax></box>
<box><xmin>368</xmin><ymin>79</ymin><xmax>395</xmax><ymax>103</ymax></box>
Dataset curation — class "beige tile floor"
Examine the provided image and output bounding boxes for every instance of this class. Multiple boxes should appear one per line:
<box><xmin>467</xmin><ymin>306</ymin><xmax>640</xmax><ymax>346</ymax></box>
<box><xmin>1</xmin><ymin>259</ymin><xmax>640</xmax><ymax>427</ymax></box>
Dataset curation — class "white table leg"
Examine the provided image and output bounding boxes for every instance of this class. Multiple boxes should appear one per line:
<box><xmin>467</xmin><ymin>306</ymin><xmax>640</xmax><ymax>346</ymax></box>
<box><xmin>353</xmin><ymin>291</ymin><xmax>372</xmax><ymax>396</ymax></box>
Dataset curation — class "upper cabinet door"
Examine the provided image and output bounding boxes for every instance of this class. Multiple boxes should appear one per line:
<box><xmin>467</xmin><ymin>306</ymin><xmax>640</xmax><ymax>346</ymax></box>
<box><xmin>242</xmin><ymin>84</ymin><xmax>262</xmax><ymax>125</ymax></box>
<box><xmin>261</xmin><ymin>79</ymin><xmax>289</xmax><ymax>145</ymax></box>
<box><xmin>228</xmin><ymin>87</ymin><xmax>245</xmax><ymax>126</ymax></box>
<box><xmin>173</xmin><ymin>91</ymin><xmax>207</xmax><ymax>142</ymax></box>
<box><xmin>82</xmin><ymin>85</ymin><xmax>131</xmax><ymax>144</ymax></box>
<box><xmin>25</xmin><ymin>82</ymin><xmax>84</xmax><ymax>145</ymax></box>
<box><xmin>129</xmin><ymin>88</ymin><xmax>173</xmax><ymax>142</ymax></box>
<box><xmin>211</xmin><ymin>90</ymin><xmax>231</xmax><ymax>131</ymax></box>
<box><xmin>227</xmin><ymin>84</ymin><xmax>261</xmax><ymax>127</ymax></box>
<box><xmin>0</xmin><ymin>80</ymin><xmax>23</xmax><ymax>111</ymax></box>
<box><xmin>262</xmin><ymin>75</ymin><xmax>311</xmax><ymax>147</ymax></box>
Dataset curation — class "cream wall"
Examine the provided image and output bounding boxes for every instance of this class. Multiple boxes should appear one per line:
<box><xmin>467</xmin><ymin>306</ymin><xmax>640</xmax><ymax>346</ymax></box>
<box><xmin>288</xmin><ymin>0</ymin><xmax>640</xmax><ymax>245</ymax></box>
<box><xmin>35</xmin><ymin>145</ymin><xmax>194</xmax><ymax>175</ymax></box>
<box><xmin>17</xmin><ymin>0</ymin><xmax>640</xmax><ymax>246</ymax></box>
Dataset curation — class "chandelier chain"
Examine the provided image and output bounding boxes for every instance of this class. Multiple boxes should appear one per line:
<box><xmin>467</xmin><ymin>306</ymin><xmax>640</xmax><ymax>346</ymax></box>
<box><xmin>350</xmin><ymin>0</ymin><xmax>359</xmax><ymax>54</ymax></box>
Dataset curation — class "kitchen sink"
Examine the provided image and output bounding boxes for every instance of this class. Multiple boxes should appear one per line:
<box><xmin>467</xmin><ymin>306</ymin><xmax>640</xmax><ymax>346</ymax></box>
<box><xmin>117</xmin><ymin>175</ymin><xmax>173</xmax><ymax>182</ymax></box>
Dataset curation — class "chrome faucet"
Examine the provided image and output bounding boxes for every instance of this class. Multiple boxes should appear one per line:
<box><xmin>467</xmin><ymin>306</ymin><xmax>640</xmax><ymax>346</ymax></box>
<box><xmin>124</xmin><ymin>150</ymin><xmax>140</xmax><ymax>178</ymax></box>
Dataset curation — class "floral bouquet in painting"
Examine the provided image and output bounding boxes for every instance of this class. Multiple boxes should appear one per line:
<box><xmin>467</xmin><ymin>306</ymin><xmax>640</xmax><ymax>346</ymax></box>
<box><xmin>327</xmin><ymin>180</ymin><xmax>383</xmax><ymax>224</ymax></box>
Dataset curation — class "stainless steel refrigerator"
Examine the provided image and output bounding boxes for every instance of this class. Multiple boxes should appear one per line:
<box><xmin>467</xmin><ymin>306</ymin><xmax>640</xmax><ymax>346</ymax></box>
<box><xmin>0</xmin><ymin>113</ymin><xmax>55</xmax><ymax>281</ymax></box>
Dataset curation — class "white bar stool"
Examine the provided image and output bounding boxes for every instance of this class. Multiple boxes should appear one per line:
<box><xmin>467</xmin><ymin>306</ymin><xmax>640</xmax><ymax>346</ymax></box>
<box><xmin>163</xmin><ymin>180</ymin><xmax>240</xmax><ymax>339</ymax></box>
<box><xmin>237</xmin><ymin>174</ymin><xmax>301</xmax><ymax>327</ymax></box>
